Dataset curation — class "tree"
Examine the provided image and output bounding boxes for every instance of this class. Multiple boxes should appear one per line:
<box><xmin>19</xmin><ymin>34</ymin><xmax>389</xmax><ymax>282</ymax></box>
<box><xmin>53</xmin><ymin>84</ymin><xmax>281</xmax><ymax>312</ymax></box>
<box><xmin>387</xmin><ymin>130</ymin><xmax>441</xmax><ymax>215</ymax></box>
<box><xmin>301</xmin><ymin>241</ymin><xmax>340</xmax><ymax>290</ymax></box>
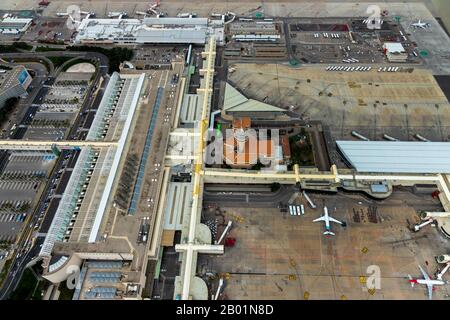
<box><xmin>0</xmin><ymin>97</ymin><xmax>19</xmax><ymax>124</ymax></box>
<box><xmin>270</xmin><ymin>182</ymin><xmax>281</xmax><ymax>192</ymax></box>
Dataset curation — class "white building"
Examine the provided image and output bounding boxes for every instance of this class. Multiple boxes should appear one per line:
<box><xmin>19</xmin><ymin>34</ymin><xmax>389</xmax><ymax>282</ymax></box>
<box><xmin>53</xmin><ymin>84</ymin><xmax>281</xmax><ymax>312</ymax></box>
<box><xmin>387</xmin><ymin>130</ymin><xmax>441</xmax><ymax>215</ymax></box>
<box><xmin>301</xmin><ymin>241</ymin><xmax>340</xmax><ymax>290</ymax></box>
<box><xmin>0</xmin><ymin>17</ymin><xmax>33</xmax><ymax>34</ymax></box>
<box><xmin>74</xmin><ymin>17</ymin><xmax>224</xmax><ymax>45</ymax></box>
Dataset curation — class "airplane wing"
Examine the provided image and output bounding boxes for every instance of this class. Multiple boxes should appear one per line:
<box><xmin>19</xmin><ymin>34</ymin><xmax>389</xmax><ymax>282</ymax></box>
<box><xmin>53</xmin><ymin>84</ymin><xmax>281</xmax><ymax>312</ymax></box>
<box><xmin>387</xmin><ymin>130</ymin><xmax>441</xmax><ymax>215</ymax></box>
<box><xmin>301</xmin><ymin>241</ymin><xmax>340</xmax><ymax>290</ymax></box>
<box><xmin>313</xmin><ymin>216</ymin><xmax>326</xmax><ymax>222</ymax></box>
<box><xmin>427</xmin><ymin>284</ymin><xmax>433</xmax><ymax>300</ymax></box>
<box><xmin>328</xmin><ymin>217</ymin><xmax>343</xmax><ymax>225</ymax></box>
<box><xmin>418</xmin><ymin>265</ymin><xmax>430</xmax><ymax>280</ymax></box>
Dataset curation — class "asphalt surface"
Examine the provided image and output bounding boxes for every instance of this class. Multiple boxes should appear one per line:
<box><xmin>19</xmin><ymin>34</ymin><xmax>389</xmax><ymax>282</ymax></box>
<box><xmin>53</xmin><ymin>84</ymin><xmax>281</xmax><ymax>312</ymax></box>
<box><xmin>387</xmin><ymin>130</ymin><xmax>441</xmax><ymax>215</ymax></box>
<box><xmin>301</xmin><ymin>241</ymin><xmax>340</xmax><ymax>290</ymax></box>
<box><xmin>203</xmin><ymin>185</ymin><xmax>296</xmax><ymax>208</ymax></box>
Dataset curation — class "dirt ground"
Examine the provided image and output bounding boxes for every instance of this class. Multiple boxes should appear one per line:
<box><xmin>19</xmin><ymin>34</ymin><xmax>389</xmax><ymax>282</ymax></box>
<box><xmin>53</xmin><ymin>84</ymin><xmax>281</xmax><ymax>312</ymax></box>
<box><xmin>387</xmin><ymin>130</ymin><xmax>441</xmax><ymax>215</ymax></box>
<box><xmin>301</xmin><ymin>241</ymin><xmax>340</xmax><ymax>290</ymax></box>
<box><xmin>199</xmin><ymin>190</ymin><xmax>450</xmax><ymax>300</ymax></box>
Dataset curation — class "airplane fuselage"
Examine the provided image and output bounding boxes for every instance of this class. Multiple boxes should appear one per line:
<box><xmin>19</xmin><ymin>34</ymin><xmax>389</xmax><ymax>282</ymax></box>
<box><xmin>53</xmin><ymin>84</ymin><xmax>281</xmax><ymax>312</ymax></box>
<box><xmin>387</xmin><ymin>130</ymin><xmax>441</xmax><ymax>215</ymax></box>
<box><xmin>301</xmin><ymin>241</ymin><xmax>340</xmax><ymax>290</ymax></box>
<box><xmin>412</xmin><ymin>279</ymin><xmax>445</xmax><ymax>286</ymax></box>
<box><xmin>323</xmin><ymin>207</ymin><xmax>331</xmax><ymax>230</ymax></box>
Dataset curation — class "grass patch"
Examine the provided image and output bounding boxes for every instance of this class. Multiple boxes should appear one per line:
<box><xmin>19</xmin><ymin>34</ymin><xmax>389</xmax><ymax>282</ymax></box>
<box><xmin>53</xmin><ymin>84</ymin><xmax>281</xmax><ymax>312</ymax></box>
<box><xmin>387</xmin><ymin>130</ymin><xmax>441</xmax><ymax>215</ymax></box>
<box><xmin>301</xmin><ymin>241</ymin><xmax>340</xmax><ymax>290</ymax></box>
<box><xmin>270</xmin><ymin>182</ymin><xmax>281</xmax><ymax>192</ymax></box>
<box><xmin>0</xmin><ymin>44</ymin><xmax>19</xmax><ymax>53</ymax></box>
<box><xmin>17</xmin><ymin>42</ymin><xmax>33</xmax><ymax>51</ymax></box>
<box><xmin>9</xmin><ymin>268</ymin><xmax>47</xmax><ymax>300</ymax></box>
<box><xmin>251</xmin><ymin>162</ymin><xmax>264</xmax><ymax>170</ymax></box>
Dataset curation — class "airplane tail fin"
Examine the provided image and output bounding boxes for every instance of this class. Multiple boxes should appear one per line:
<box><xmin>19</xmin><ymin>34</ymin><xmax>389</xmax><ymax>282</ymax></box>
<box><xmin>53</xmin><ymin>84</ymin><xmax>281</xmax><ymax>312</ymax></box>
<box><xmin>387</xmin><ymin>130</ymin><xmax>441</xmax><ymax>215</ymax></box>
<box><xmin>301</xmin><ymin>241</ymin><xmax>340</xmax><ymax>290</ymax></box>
<box><xmin>408</xmin><ymin>275</ymin><xmax>415</xmax><ymax>287</ymax></box>
<box><xmin>323</xmin><ymin>231</ymin><xmax>335</xmax><ymax>236</ymax></box>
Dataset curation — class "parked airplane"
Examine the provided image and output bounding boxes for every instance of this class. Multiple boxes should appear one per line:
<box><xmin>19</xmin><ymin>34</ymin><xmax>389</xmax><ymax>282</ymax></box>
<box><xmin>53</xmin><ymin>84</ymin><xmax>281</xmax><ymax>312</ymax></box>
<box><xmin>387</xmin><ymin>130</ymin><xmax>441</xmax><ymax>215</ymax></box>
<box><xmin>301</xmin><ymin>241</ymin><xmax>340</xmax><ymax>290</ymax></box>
<box><xmin>411</xmin><ymin>20</ymin><xmax>431</xmax><ymax>29</ymax></box>
<box><xmin>408</xmin><ymin>265</ymin><xmax>446</xmax><ymax>300</ymax></box>
<box><xmin>141</xmin><ymin>1</ymin><xmax>162</xmax><ymax>16</ymax></box>
<box><xmin>313</xmin><ymin>206</ymin><xmax>344</xmax><ymax>236</ymax></box>
<box><xmin>108</xmin><ymin>11</ymin><xmax>127</xmax><ymax>18</ymax></box>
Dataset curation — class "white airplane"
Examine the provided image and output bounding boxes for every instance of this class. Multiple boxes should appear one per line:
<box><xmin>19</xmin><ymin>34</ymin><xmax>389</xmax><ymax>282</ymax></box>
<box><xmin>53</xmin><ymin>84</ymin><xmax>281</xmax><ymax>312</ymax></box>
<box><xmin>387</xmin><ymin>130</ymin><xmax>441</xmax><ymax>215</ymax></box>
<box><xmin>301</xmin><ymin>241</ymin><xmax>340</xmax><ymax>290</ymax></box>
<box><xmin>411</xmin><ymin>20</ymin><xmax>431</xmax><ymax>29</ymax></box>
<box><xmin>145</xmin><ymin>1</ymin><xmax>161</xmax><ymax>16</ymax></box>
<box><xmin>108</xmin><ymin>11</ymin><xmax>127</xmax><ymax>18</ymax></box>
<box><xmin>408</xmin><ymin>265</ymin><xmax>446</xmax><ymax>300</ymax></box>
<box><xmin>313</xmin><ymin>206</ymin><xmax>344</xmax><ymax>236</ymax></box>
